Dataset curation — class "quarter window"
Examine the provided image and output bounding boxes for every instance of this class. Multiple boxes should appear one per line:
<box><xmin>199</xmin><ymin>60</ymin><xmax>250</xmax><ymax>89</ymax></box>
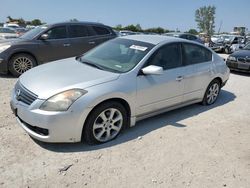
<box><xmin>92</xmin><ymin>26</ymin><xmax>110</xmax><ymax>35</ymax></box>
<box><xmin>147</xmin><ymin>43</ymin><xmax>182</xmax><ymax>70</ymax></box>
<box><xmin>45</xmin><ymin>26</ymin><xmax>67</xmax><ymax>39</ymax></box>
<box><xmin>183</xmin><ymin>43</ymin><xmax>212</xmax><ymax>65</ymax></box>
<box><xmin>68</xmin><ymin>25</ymin><xmax>89</xmax><ymax>38</ymax></box>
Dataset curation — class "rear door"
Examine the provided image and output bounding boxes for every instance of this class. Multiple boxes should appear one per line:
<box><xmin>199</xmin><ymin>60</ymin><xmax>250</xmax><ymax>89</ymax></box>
<box><xmin>88</xmin><ymin>25</ymin><xmax>116</xmax><ymax>46</ymax></box>
<box><xmin>181</xmin><ymin>43</ymin><xmax>213</xmax><ymax>102</ymax></box>
<box><xmin>67</xmin><ymin>24</ymin><xmax>93</xmax><ymax>56</ymax></box>
<box><xmin>37</xmin><ymin>26</ymin><xmax>72</xmax><ymax>63</ymax></box>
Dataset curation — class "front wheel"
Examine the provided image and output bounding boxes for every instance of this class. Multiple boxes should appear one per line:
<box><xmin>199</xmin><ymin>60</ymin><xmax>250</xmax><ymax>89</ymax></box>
<box><xmin>202</xmin><ymin>80</ymin><xmax>221</xmax><ymax>105</ymax></box>
<box><xmin>9</xmin><ymin>53</ymin><xmax>36</xmax><ymax>77</ymax></box>
<box><xmin>83</xmin><ymin>101</ymin><xmax>128</xmax><ymax>144</ymax></box>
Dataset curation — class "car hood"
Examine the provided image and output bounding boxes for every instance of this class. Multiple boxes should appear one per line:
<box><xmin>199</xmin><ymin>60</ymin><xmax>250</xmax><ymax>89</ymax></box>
<box><xmin>0</xmin><ymin>38</ymin><xmax>26</xmax><ymax>45</ymax></box>
<box><xmin>19</xmin><ymin>57</ymin><xmax>120</xmax><ymax>99</ymax></box>
<box><xmin>231</xmin><ymin>49</ymin><xmax>250</xmax><ymax>57</ymax></box>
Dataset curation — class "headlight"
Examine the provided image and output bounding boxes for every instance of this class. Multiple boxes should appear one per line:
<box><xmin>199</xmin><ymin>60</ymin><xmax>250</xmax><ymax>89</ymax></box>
<box><xmin>227</xmin><ymin>56</ymin><xmax>236</xmax><ymax>61</ymax></box>
<box><xmin>40</xmin><ymin>89</ymin><xmax>87</xmax><ymax>111</ymax></box>
<box><xmin>0</xmin><ymin>45</ymin><xmax>11</xmax><ymax>53</ymax></box>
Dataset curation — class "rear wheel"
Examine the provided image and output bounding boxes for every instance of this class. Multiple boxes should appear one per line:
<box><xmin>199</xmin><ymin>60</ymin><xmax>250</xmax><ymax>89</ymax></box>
<box><xmin>202</xmin><ymin>79</ymin><xmax>221</xmax><ymax>105</ymax></box>
<box><xmin>83</xmin><ymin>101</ymin><xmax>128</xmax><ymax>144</ymax></box>
<box><xmin>9</xmin><ymin>53</ymin><xmax>36</xmax><ymax>77</ymax></box>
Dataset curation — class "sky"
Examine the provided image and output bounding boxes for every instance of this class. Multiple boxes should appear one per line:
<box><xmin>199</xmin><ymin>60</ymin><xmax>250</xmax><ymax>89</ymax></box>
<box><xmin>0</xmin><ymin>0</ymin><xmax>249</xmax><ymax>32</ymax></box>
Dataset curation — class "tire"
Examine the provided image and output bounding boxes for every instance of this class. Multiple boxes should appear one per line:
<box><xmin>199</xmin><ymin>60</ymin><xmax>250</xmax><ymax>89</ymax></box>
<box><xmin>202</xmin><ymin>79</ymin><xmax>221</xmax><ymax>105</ymax></box>
<box><xmin>9</xmin><ymin>53</ymin><xmax>37</xmax><ymax>77</ymax></box>
<box><xmin>82</xmin><ymin>101</ymin><xmax>128</xmax><ymax>145</ymax></box>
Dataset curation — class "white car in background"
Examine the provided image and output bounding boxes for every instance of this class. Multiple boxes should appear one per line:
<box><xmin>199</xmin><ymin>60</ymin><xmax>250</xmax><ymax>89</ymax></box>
<box><xmin>0</xmin><ymin>27</ymin><xmax>19</xmax><ymax>39</ymax></box>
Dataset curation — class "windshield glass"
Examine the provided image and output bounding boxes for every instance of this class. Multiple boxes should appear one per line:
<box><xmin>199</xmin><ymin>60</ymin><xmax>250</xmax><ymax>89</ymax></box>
<box><xmin>244</xmin><ymin>43</ymin><xmax>250</xmax><ymax>50</ymax></box>
<box><xmin>20</xmin><ymin>25</ymin><xmax>48</xmax><ymax>40</ymax></box>
<box><xmin>80</xmin><ymin>38</ymin><xmax>154</xmax><ymax>73</ymax></box>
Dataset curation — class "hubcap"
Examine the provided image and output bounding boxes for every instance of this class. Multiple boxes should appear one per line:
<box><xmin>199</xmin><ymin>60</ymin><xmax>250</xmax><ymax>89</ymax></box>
<box><xmin>13</xmin><ymin>57</ymin><xmax>33</xmax><ymax>74</ymax></box>
<box><xmin>93</xmin><ymin>108</ymin><xmax>123</xmax><ymax>142</ymax></box>
<box><xmin>207</xmin><ymin>83</ymin><xmax>219</xmax><ymax>104</ymax></box>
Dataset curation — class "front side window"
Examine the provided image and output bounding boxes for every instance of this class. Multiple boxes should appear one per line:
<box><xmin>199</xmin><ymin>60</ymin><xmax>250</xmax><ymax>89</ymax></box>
<box><xmin>92</xmin><ymin>26</ymin><xmax>110</xmax><ymax>35</ymax></box>
<box><xmin>147</xmin><ymin>43</ymin><xmax>182</xmax><ymax>70</ymax></box>
<box><xmin>45</xmin><ymin>26</ymin><xmax>67</xmax><ymax>39</ymax></box>
<box><xmin>183</xmin><ymin>43</ymin><xmax>212</xmax><ymax>65</ymax></box>
<box><xmin>80</xmin><ymin>38</ymin><xmax>154</xmax><ymax>73</ymax></box>
<box><xmin>20</xmin><ymin>25</ymin><xmax>48</xmax><ymax>40</ymax></box>
<box><xmin>68</xmin><ymin>25</ymin><xmax>89</xmax><ymax>38</ymax></box>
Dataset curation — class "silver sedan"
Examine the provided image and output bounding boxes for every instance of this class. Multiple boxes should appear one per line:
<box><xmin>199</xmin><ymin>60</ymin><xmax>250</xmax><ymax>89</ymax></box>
<box><xmin>10</xmin><ymin>35</ymin><xmax>230</xmax><ymax>144</ymax></box>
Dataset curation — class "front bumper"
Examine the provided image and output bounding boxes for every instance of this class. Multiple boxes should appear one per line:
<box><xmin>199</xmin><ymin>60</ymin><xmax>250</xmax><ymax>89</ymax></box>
<box><xmin>226</xmin><ymin>60</ymin><xmax>250</xmax><ymax>73</ymax></box>
<box><xmin>10</xmin><ymin>89</ymin><xmax>93</xmax><ymax>143</ymax></box>
<box><xmin>0</xmin><ymin>57</ymin><xmax>8</xmax><ymax>74</ymax></box>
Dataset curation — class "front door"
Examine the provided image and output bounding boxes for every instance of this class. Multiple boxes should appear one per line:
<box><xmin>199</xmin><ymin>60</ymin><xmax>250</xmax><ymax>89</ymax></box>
<box><xmin>37</xmin><ymin>26</ymin><xmax>72</xmax><ymax>63</ymax></box>
<box><xmin>136</xmin><ymin>43</ymin><xmax>185</xmax><ymax>116</ymax></box>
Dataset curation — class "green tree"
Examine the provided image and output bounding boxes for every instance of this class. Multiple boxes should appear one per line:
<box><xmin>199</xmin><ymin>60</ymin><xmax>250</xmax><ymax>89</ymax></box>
<box><xmin>195</xmin><ymin>5</ymin><xmax>216</xmax><ymax>35</ymax></box>
<box><xmin>187</xmin><ymin>29</ymin><xmax>199</xmax><ymax>35</ymax></box>
<box><xmin>135</xmin><ymin>24</ymin><xmax>142</xmax><ymax>31</ymax></box>
<box><xmin>70</xmin><ymin>18</ymin><xmax>79</xmax><ymax>22</ymax></box>
<box><xmin>123</xmin><ymin>24</ymin><xmax>138</xmax><ymax>32</ymax></box>
<box><xmin>31</xmin><ymin>19</ymin><xmax>42</xmax><ymax>26</ymax></box>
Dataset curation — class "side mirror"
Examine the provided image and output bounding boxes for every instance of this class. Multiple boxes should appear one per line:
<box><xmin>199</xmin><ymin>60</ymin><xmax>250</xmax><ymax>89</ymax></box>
<box><xmin>141</xmin><ymin>65</ymin><xmax>163</xmax><ymax>75</ymax></box>
<box><xmin>40</xmin><ymin>34</ymin><xmax>49</xmax><ymax>40</ymax></box>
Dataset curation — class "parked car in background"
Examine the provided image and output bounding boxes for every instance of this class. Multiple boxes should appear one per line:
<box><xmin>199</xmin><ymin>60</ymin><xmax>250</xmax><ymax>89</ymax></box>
<box><xmin>15</xmin><ymin>27</ymin><xmax>29</xmax><ymax>36</ymax></box>
<box><xmin>162</xmin><ymin>32</ymin><xmax>204</xmax><ymax>44</ymax></box>
<box><xmin>10</xmin><ymin>35</ymin><xmax>229</xmax><ymax>144</ymax></box>
<box><xmin>210</xmin><ymin>35</ymin><xmax>245</xmax><ymax>54</ymax></box>
<box><xmin>119</xmin><ymin>30</ymin><xmax>136</xmax><ymax>36</ymax></box>
<box><xmin>0</xmin><ymin>21</ymin><xmax>117</xmax><ymax>76</ymax></box>
<box><xmin>0</xmin><ymin>27</ymin><xmax>19</xmax><ymax>39</ymax></box>
<box><xmin>3</xmin><ymin>23</ymin><xmax>20</xmax><ymax>29</ymax></box>
<box><xmin>226</xmin><ymin>42</ymin><xmax>250</xmax><ymax>72</ymax></box>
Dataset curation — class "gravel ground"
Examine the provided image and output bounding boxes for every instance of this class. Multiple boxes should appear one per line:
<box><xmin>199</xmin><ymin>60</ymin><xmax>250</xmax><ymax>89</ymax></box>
<box><xmin>0</xmin><ymin>54</ymin><xmax>250</xmax><ymax>188</ymax></box>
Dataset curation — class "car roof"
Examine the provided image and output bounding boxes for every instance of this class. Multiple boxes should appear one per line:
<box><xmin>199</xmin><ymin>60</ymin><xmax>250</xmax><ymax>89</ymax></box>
<box><xmin>121</xmin><ymin>34</ymin><xmax>187</xmax><ymax>45</ymax></box>
<box><xmin>47</xmin><ymin>21</ymin><xmax>105</xmax><ymax>27</ymax></box>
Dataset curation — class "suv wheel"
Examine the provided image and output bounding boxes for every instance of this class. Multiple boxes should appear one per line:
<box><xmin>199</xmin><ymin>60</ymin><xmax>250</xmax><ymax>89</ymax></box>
<box><xmin>83</xmin><ymin>101</ymin><xmax>128</xmax><ymax>144</ymax></box>
<box><xmin>9</xmin><ymin>53</ymin><xmax>36</xmax><ymax>77</ymax></box>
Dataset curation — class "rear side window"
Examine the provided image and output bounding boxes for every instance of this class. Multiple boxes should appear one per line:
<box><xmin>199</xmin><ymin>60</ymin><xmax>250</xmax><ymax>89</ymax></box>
<box><xmin>183</xmin><ymin>43</ymin><xmax>212</xmax><ymax>65</ymax></box>
<box><xmin>92</xmin><ymin>26</ymin><xmax>110</xmax><ymax>35</ymax></box>
<box><xmin>46</xmin><ymin>26</ymin><xmax>67</xmax><ymax>39</ymax></box>
<box><xmin>147</xmin><ymin>43</ymin><xmax>182</xmax><ymax>70</ymax></box>
<box><xmin>68</xmin><ymin>25</ymin><xmax>89</xmax><ymax>38</ymax></box>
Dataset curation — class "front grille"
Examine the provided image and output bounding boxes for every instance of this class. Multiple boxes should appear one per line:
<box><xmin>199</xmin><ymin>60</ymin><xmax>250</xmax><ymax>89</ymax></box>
<box><xmin>15</xmin><ymin>81</ymin><xmax>38</xmax><ymax>105</ymax></box>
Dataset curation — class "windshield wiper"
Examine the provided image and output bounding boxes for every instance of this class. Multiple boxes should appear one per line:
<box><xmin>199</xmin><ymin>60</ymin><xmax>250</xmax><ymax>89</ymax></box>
<box><xmin>81</xmin><ymin>61</ymin><xmax>104</xmax><ymax>70</ymax></box>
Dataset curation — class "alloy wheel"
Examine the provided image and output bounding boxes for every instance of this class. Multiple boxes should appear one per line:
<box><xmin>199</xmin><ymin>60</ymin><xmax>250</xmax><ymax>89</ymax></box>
<box><xmin>93</xmin><ymin>108</ymin><xmax>123</xmax><ymax>142</ymax></box>
<box><xmin>13</xmin><ymin>57</ymin><xmax>33</xmax><ymax>74</ymax></box>
<box><xmin>206</xmin><ymin>83</ymin><xmax>219</xmax><ymax>104</ymax></box>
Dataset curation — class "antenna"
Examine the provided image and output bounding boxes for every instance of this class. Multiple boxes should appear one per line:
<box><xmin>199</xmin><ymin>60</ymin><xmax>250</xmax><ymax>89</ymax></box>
<box><xmin>218</xmin><ymin>20</ymin><xmax>223</xmax><ymax>34</ymax></box>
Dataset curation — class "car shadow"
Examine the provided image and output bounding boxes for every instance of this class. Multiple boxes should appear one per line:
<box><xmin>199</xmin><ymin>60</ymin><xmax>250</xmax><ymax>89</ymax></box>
<box><xmin>35</xmin><ymin>89</ymin><xmax>236</xmax><ymax>152</ymax></box>
<box><xmin>0</xmin><ymin>73</ymin><xmax>16</xmax><ymax>79</ymax></box>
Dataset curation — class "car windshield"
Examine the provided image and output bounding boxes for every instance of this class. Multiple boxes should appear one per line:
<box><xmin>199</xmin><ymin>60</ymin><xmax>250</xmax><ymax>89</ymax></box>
<box><xmin>80</xmin><ymin>38</ymin><xmax>154</xmax><ymax>73</ymax></box>
<box><xmin>243</xmin><ymin>43</ymin><xmax>250</xmax><ymax>50</ymax></box>
<box><xmin>20</xmin><ymin>25</ymin><xmax>48</xmax><ymax>40</ymax></box>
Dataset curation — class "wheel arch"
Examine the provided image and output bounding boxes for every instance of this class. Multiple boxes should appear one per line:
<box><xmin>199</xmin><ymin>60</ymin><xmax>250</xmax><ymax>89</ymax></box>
<box><xmin>81</xmin><ymin>97</ymin><xmax>132</xmax><ymax>141</ymax></box>
<box><xmin>8</xmin><ymin>51</ymin><xmax>38</xmax><ymax>66</ymax></box>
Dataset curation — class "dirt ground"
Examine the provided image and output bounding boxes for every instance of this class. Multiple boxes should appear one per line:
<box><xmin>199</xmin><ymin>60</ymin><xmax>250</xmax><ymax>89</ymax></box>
<box><xmin>0</xmin><ymin>54</ymin><xmax>250</xmax><ymax>188</ymax></box>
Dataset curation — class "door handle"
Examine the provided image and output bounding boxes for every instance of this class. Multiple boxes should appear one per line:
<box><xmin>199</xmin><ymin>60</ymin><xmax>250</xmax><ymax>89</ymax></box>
<box><xmin>88</xmin><ymin>41</ymin><xmax>96</xmax><ymax>45</ymax></box>
<box><xmin>63</xmin><ymin>43</ymin><xmax>71</xmax><ymax>47</ymax></box>
<box><xmin>176</xmin><ymin>76</ymin><xmax>183</xmax><ymax>81</ymax></box>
